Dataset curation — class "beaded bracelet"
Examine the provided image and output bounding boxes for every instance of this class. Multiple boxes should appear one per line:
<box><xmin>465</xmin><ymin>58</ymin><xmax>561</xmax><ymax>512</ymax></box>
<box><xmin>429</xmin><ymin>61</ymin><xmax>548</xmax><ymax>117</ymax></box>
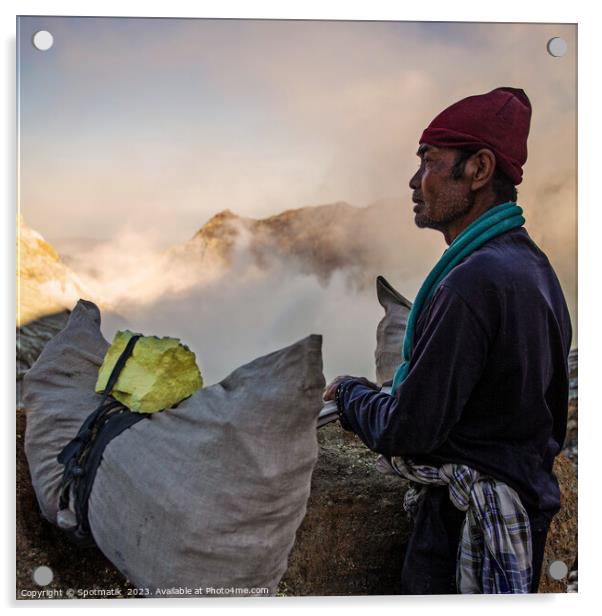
<box><xmin>335</xmin><ymin>380</ymin><xmax>354</xmax><ymax>432</ymax></box>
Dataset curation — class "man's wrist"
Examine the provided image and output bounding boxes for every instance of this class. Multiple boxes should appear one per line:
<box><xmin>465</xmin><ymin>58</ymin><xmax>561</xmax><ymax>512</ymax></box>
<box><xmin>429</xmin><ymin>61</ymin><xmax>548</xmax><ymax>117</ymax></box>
<box><xmin>335</xmin><ymin>379</ymin><xmax>354</xmax><ymax>431</ymax></box>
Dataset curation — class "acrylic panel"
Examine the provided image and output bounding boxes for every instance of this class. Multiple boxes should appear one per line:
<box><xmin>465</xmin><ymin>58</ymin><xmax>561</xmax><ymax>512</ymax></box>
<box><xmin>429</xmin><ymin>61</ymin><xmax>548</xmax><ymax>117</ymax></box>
<box><xmin>16</xmin><ymin>16</ymin><xmax>577</xmax><ymax>599</ymax></box>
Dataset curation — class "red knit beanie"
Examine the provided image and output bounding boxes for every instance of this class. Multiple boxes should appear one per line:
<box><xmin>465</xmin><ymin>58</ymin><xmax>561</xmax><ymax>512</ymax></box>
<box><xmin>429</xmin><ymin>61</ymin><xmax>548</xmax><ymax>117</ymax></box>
<box><xmin>419</xmin><ymin>87</ymin><xmax>532</xmax><ymax>185</ymax></box>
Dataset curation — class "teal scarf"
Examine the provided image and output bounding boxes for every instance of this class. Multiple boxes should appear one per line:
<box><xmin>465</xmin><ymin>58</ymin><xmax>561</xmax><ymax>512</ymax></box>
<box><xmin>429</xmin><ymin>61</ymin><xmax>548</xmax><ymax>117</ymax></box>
<box><xmin>391</xmin><ymin>201</ymin><xmax>525</xmax><ymax>394</ymax></box>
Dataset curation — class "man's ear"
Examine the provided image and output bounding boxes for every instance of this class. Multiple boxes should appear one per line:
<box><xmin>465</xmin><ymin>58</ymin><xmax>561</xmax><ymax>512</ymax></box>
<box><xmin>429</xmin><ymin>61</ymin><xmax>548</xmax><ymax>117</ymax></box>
<box><xmin>465</xmin><ymin>148</ymin><xmax>496</xmax><ymax>190</ymax></box>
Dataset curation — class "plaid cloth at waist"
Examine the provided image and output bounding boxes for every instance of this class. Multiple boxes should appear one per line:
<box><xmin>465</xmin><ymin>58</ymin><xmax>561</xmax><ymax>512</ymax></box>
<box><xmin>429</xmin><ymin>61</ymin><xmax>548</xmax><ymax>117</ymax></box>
<box><xmin>376</xmin><ymin>455</ymin><xmax>533</xmax><ymax>594</ymax></box>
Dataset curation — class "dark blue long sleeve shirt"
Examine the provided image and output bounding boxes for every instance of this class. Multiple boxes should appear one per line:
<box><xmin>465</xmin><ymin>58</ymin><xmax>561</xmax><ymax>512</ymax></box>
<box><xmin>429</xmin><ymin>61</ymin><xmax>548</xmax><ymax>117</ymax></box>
<box><xmin>340</xmin><ymin>227</ymin><xmax>572</xmax><ymax>518</ymax></box>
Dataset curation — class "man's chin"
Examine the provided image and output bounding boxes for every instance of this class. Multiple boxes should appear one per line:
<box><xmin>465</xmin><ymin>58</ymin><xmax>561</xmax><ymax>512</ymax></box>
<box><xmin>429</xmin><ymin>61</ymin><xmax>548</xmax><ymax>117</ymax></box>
<box><xmin>414</xmin><ymin>213</ymin><xmax>437</xmax><ymax>230</ymax></box>
<box><xmin>414</xmin><ymin>215</ymin><xmax>426</xmax><ymax>228</ymax></box>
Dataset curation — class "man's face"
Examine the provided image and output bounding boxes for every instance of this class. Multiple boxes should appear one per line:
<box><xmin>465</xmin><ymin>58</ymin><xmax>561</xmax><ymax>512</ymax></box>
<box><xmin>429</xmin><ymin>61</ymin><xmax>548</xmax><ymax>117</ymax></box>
<box><xmin>409</xmin><ymin>144</ymin><xmax>475</xmax><ymax>231</ymax></box>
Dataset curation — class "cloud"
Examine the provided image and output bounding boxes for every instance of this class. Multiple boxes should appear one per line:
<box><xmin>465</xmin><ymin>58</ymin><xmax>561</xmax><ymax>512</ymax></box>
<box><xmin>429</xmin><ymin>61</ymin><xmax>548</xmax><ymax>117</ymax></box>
<box><xmin>92</xmin><ymin>233</ymin><xmax>383</xmax><ymax>385</ymax></box>
<box><xmin>58</xmin><ymin>200</ymin><xmax>445</xmax><ymax>384</ymax></box>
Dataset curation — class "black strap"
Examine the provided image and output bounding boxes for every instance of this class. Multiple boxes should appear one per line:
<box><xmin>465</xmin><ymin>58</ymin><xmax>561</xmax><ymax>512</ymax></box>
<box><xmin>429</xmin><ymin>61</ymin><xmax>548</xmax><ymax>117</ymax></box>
<box><xmin>57</xmin><ymin>334</ymin><xmax>149</xmax><ymax>544</ymax></box>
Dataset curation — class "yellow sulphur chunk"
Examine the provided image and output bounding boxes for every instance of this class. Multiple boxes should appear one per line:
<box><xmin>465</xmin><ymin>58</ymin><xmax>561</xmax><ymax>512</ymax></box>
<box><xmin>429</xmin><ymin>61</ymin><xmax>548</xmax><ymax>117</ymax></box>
<box><xmin>95</xmin><ymin>330</ymin><xmax>203</xmax><ymax>413</ymax></box>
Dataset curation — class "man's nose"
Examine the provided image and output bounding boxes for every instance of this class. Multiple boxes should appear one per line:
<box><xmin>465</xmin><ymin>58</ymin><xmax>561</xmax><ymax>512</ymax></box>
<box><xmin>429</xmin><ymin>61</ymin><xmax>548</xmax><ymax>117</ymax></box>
<box><xmin>409</xmin><ymin>168</ymin><xmax>421</xmax><ymax>190</ymax></box>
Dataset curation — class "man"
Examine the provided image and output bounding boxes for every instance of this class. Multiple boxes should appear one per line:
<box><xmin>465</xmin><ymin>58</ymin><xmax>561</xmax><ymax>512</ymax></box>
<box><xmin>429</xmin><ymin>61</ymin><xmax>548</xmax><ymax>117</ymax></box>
<box><xmin>323</xmin><ymin>87</ymin><xmax>572</xmax><ymax>594</ymax></box>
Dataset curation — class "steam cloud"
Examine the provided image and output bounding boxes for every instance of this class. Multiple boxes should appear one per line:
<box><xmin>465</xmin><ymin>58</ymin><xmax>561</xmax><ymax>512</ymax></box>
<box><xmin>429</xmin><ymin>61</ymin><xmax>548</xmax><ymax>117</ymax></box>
<box><xmin>56</xmin><ymin>201</ymin><xmax>438</xmax><ymax>385</ymax></box>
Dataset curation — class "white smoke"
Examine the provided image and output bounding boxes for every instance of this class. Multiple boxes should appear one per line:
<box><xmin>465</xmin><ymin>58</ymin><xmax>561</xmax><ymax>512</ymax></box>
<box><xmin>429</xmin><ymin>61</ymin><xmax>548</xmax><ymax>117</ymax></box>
<box><xmin>60</xmin><ymin>219</ymin><xmax>389</xmax><ymax>385</ymax></box>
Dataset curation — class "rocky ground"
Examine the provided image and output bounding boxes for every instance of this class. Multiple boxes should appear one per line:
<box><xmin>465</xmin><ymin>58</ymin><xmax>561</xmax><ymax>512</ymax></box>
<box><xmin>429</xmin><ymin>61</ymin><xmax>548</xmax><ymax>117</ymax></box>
<box><xmin>279</xmin><ymin>425</ymin><xmax>411</xmax><ymax>595</ymax></box>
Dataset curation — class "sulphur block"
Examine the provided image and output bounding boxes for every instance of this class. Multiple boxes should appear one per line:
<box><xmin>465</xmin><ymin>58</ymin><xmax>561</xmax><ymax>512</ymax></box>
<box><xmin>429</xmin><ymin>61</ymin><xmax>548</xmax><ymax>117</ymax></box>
<box><xmin>95</xmin><ymin>330</ymin><xmax>203</xmax><ymax>413</ymax></box>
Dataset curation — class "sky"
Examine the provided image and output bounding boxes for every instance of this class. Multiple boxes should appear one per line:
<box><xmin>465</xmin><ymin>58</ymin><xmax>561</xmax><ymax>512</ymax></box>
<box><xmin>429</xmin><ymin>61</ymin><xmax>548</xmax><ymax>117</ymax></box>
<box><xmin>17</xmin><ymin>17</ymin><xmax>577</xmax><ymax>376</ymax></box>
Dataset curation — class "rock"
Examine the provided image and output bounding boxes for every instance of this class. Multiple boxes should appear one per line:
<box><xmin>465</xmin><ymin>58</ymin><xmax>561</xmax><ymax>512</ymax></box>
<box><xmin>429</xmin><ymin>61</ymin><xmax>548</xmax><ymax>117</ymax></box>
<box><xmin>281</xmin><ymin>425</ymin><xmax>411</xmax><ymax>595</ymax></box>
<box><xmin>95</xmin><ymin>330</ymin><xmax>202</xmax><ymax>413</ymax></box>
<box><xmin>537</xmin><ymin>453</ymin><xmax>578</xmax><ymax>593</ymax></box>
<box><xmin>16</xmin><ymin>311</ymin><xmax>71</xmax><ymax>407</ymax></box>
<box><xmin>568</xmin><ymin>349</ymin><xmax>578</xmax><ymax>400</ymax></box>
<box><xmin>170</xmin><ymin>200</ymin><xmax>414</xmax><ymax>291</ymax></box>
<box><xmin>565</xmin><ymin>350</ymin><xmax>578</xmax><ymax>447</ymax></box>
<box><xmin>17</xmin><ymin>215</ymin><xmax>92</xmax><ymax>327</ymax></box>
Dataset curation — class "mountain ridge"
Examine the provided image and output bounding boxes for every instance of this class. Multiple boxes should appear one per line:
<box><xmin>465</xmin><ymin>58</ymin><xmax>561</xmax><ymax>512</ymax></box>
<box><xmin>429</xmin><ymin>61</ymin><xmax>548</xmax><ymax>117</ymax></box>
<box><xmin>17</xmin><ymin>214</ymin><xmax>95</xmax><ymax>327</ymax></box>
<box><xmin>168</xmin><ymin>199</ymin><xmax>405</xmax><ymax>288</ymax></box>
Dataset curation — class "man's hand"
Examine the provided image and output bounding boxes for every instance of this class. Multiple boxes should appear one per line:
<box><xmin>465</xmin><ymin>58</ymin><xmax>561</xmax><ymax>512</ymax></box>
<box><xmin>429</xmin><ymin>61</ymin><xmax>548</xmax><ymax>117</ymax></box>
<box><xmin>323</xmin><ymin>375</ymin><xmax>379</xmax><ymax>402</ymax></box>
